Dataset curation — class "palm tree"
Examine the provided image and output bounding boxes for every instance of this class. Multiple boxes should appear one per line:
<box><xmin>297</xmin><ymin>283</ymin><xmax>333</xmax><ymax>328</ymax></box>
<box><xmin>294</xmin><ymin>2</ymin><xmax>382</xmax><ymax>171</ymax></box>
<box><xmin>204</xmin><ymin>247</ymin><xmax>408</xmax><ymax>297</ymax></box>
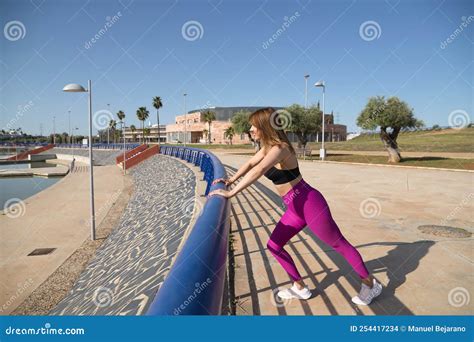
<box><xmin>152</xmin><ymin>96</ymin><xmax>163</xmax><ymax>143</ymax></box>
<box><xmin>224</xmin><ymin>126</ymin><xmax>235</xmax><ymax>145</ymax></box>
<box><xmin>136</xmin><ymin>107</ymin><xmax>149</xmax><ymax>144</ymax></box>
<box><xmin>108</xmin><ymin>120</ymin><xmax>117</xmax><ymax>144</ymax></box>
<box><xmin>202</xmin><ymin>110</ymin><xmax>216</xmax><ymax>144</ymax></box>
<box><xmin>144</xmin><ymin>127</ymin><xmax>151</xmax><ymax>144</ymax></box>
<box><xmin>130</xmin><ymin>124</ymin><xmax>136</xmax><ymax>142</ymax></box>
<box><xmin>202</xmin><ymin>128</ymin><xmax>208</xmax><ymax>143</ymax></box>
<box><xmin>116</xmin><ymin>110</ymin><xmax>125</xmax><ymax>142</ymax></box>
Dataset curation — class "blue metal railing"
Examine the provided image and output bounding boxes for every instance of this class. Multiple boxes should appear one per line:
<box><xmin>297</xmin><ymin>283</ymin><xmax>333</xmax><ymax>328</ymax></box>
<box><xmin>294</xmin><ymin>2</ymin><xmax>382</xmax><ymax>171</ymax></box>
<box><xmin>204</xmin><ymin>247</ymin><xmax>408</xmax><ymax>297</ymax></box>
<box><xmin>146</xmin><ymin>145</ymin><xmax>231</xmax><ymax>315</ymax></box>
<box><xmin>53</xmin><ymin>143</ymin><xmax>140</xmax><ymax>150</ymax></box>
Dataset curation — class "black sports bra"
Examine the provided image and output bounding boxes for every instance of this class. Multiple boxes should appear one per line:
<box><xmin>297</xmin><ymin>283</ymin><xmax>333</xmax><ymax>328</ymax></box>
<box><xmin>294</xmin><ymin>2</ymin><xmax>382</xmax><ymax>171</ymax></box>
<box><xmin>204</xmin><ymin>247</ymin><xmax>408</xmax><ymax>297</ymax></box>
<box><xmin>264</xmin><ymin>164</ymin><xmax>301</xmax><ymax>185</ymax></box>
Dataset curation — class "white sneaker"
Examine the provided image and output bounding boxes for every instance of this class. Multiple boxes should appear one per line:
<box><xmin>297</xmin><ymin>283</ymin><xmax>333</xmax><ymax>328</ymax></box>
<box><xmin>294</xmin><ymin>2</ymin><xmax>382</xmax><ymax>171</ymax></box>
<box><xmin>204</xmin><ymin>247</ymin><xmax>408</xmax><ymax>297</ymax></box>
<box><xmin>351</xmin><ymin>279</ymin><xmax>383</xmax><ymax>305</ymax></box>
<box><xmin>277</xmin><ymin>284</ymin><xmax>312</xmax><ymax>300</ymax></box>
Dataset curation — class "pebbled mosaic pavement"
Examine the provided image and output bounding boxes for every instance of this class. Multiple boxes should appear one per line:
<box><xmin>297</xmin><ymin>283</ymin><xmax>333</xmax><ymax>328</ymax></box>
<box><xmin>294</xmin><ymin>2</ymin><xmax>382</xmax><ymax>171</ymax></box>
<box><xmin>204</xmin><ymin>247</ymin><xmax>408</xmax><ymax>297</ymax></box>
<box><xmin>50</xmin><ymin>154</ymin><xmax>196</xmax><ymax>315</ymax></box>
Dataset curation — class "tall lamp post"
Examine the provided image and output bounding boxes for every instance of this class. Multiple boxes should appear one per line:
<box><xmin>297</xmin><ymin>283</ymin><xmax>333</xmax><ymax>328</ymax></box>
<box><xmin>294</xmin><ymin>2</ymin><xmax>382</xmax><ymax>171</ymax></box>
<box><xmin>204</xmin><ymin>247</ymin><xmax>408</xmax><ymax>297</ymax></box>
<box><xmin>68</xmin><ymin>110</ymin><xmax>71</xmax><ymax>145</ymax></box>
<box><xmin>183</xmin><ymin>93</ymin><xmax>187</xmax><ymax>147</ymax></box>
<box><xmin>63</xmin><ymin>81</ymin><xmax>96</xmax><ymax>241</ymax></box>
<box><xmin>53</xmin><ymin>116</ymin><xmax>56</xmax><ymax>145</ymax></box>
<box><xmin>304</xmin><ymin>74</ymin><xmax>310</xmax><ymax>108</ymax></box>
<box><xmin>315</xmin><ymin>81</ymin><xmax>326</xmax><ymax>160</ymax></box>
<box><xmin>122</xmin><ymin>119</ymin><xmax>126</xmax><ymax>175</ymax></box>
<box><xmin>107</xmin><ymin>103</ymin><xmax>110</xmax><ymax>146</ymax></box>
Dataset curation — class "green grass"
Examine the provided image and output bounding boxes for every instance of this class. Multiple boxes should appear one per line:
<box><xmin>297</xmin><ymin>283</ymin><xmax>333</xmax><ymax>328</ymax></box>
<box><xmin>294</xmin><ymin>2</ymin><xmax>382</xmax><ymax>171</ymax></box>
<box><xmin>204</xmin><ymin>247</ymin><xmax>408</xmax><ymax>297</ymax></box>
<box><xmin>231</xmin><ymin>152</ymin><xmax>473</xmax><ymax>170</ymax></box>
<box><xmin>164</xmin><ymin>127</ymin><xmax>474</xmax><ymax>153</ymax></box>
<box><xmin>307</xmin><ymin>127</ymin><xmax>474</xmax><ymax>153</ymax></box>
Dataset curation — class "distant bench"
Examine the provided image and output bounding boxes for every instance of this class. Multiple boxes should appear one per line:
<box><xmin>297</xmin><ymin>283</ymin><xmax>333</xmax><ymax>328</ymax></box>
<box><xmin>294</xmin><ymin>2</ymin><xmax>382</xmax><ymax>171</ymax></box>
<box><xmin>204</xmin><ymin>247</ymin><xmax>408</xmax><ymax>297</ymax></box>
<box><xmin>295</xmin><ymin>147</ymin><xmax>312</xmax><ymax>158</ymax></box>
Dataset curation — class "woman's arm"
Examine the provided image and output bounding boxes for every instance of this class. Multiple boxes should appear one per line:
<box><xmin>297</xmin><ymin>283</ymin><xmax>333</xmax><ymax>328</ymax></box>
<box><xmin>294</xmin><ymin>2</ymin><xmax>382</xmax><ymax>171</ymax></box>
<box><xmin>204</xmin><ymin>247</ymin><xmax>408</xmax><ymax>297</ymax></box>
<box><xmin>229</xmin><ymin>146</ymin><xmax>266</xmax><ymax>183</ymax></box>
<box><xmin>229</xmin><ymin>145</ymin><xmax>289</xmax><ymax>197</ymax></box>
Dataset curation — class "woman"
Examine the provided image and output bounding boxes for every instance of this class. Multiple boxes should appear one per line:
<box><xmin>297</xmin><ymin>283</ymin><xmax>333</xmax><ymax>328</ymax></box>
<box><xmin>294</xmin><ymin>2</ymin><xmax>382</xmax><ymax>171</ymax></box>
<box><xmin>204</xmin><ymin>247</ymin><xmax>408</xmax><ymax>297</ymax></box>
<box><xmin>208</xmin><ymin>107</ymin><xmax>382</xmax><ymax>305</ymax></box>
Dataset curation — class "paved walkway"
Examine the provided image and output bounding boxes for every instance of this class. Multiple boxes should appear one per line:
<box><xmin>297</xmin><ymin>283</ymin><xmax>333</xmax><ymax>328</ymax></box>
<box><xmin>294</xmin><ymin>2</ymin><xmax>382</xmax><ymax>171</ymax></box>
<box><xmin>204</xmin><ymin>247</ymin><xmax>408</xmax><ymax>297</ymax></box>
<box><xmin>0</xmin><ymin>162</ymin><xmax>124</xmax><ymax>315</ymax></box>
<box><xmin>50</xmin><ymin>154</ymin><xmax>199</xmax><ymax>315</ymax></box>
<box><xmin>215</xmin><ymin>152</ymin><xmax>473</xmax><ymax>315</ymax></box>
<box><xmin>42</xmin><ymin>148</ymin><xmax>122</xmax><ymax>165</ymax></box>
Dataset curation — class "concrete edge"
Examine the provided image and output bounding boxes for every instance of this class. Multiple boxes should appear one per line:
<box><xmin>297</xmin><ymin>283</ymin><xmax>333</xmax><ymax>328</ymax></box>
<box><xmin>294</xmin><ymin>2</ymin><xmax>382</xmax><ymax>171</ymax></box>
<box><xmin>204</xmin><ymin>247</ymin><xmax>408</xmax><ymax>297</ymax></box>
<box><xmin>309</xmin><ymin>159</ymin><xmax>474</xmax><ymax>173</ymax></box>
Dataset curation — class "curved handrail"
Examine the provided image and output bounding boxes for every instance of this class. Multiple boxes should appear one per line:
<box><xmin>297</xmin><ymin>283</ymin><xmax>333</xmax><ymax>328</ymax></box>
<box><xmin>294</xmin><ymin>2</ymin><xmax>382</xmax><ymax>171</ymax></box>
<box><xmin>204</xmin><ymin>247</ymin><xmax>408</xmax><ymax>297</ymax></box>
<box><xmin>146</xmin><ymin>145</ymin><xmax>231</xmax><ymax>315</ymax></box>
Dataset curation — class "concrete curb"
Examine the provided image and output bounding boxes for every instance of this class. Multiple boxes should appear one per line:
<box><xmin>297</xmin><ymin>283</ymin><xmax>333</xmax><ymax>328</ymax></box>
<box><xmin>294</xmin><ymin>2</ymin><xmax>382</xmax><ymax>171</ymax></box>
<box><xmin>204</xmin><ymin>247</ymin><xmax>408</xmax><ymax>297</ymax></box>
<box><xmin>309</xmin><ymin>159</ymin><xmax>474</xmax><ymax>173</ymax></box>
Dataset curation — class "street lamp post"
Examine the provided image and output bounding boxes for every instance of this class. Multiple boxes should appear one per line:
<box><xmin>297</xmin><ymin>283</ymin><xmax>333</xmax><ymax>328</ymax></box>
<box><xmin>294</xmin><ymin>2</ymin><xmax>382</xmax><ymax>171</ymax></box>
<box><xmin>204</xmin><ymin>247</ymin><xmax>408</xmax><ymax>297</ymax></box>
<box><xmin>304</xmin><ymin>74</ymin><xmax>310</xmax><ymax>108</ymax></box>
<box><xmin>183</xmin><ymin>93</ymin><xmax>187</xmax><ymax>147</ymax></box>
<box><xmin>68</xmin><ymin>110</ymin><xmax>71</xmax><ymax>145</ymax></box>
<box><xmin>315</xmin><ymin>81</ymin><xmax>326</xmax><ymax>160</ymax></box>
<box><xmin>122</xmin><ymin>119</ymin><xmax>126</xmax><ymax>175</ymax></box>
<box><xmin>53</xmin><ymin>116</ymin><xmax>56</xmax><ymax>145</ymax></box>
<box><xmin>63</xmin><ymin>81</ymin><xmax>96</xmax><ymax>241</ymax></box>
<box><xmin>107</xmin><ymin>103</ymin><xmax>110</xmax><ymax>146</ymax></box>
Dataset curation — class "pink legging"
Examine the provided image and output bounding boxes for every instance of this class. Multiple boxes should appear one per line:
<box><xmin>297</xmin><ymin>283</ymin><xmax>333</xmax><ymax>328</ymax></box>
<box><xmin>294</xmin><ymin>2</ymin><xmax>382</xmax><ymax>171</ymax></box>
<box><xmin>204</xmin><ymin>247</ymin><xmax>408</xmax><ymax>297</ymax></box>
<box><xmin>267</xmin><ymin>178</ymin><xmax>370</xmax><ymax>281</ymax></box>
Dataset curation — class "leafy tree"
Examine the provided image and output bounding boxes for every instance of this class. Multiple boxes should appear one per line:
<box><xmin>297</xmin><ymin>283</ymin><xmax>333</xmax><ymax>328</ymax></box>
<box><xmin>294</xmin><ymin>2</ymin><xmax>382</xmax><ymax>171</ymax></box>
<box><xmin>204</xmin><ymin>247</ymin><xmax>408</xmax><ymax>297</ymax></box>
<box><xmin>357</xmin><ymin>96</ymin><xmax>424</xmax><ymax>163</ymax></box>
<box><xmin>285</xmin><ymin>104</ymin><xmax>321</xmax><ymax>148</ymax></box>
<box><xmin>231</xmin><ymin>110</ymin><xmax>254</xmax><ymax>145</ymax></box>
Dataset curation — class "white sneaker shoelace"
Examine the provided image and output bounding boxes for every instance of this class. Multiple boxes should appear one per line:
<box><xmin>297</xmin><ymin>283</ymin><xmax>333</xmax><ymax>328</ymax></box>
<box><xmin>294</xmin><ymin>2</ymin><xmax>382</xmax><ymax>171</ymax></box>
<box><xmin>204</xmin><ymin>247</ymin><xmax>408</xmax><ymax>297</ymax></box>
<box><xmin>277</xmin><ymin>284</ymin><xmax>312</xmax><ymax>300</ymax></box>
<box><xmin>351</xmin><ymin>279</ymin><xmax>382</xmax><ymax>305</ymax></box>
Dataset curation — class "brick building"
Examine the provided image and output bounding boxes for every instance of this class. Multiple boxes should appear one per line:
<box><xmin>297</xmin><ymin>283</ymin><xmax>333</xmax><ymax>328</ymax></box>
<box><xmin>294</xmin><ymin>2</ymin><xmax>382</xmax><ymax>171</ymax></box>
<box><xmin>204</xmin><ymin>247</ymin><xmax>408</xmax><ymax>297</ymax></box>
<box><xmin>125</xmin><ymin>106</ymin><xmax>347</xmax><ymax>144</ymax></box>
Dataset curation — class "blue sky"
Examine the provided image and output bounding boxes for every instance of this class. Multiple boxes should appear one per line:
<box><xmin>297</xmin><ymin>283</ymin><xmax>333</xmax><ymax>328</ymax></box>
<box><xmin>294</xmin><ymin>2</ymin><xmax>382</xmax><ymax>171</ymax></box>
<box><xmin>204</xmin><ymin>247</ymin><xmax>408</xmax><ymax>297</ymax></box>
<box><xmin>0</xmin><ymin>0</ymin><xmax>472</xmax><ymax>135</ymax></box>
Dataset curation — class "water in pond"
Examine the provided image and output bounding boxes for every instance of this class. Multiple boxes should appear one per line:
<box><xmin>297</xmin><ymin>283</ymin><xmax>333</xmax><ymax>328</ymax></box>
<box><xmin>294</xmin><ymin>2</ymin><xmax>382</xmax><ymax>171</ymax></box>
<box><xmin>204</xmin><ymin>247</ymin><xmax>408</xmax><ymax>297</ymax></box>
<box><xmin>0</xmin><ymin>176</ymin><xmax>63</xmax><ymax>209</ymax></box>
<box><xmin>0</xmin><ymin>162</ymin><xmax>57</xmax><ymax>170</ymax></box>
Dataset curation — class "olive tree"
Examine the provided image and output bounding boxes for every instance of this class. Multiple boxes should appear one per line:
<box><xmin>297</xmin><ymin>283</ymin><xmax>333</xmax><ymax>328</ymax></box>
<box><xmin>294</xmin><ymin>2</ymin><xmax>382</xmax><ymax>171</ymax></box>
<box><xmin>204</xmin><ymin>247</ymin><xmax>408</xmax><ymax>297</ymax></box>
<box><xmin>357</xmin><ymin>96</ymin><xmax>423</xmax><ymax>163</ymax></box>
<box><xmin>285</xmin><ymin>104</ymin><xmax>321</xmax><ymax>148</ymax></box>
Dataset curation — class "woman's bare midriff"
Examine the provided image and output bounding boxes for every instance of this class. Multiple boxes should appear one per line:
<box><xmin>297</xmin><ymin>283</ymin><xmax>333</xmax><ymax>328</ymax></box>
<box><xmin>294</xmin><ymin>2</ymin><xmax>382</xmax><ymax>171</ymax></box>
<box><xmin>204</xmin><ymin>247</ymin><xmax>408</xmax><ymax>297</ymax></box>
<box><xmin>274</xmin><ymin>174</ymin><xmax>303</xmax><ymax>197</ymax></box>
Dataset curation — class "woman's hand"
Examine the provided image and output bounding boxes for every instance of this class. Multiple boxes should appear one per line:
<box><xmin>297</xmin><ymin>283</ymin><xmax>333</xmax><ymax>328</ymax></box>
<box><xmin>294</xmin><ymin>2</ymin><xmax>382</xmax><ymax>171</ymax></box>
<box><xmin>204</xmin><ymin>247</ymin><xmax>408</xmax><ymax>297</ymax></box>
<box><xmin>212</xmin><ymin>177</ymin><xmax>233</xmax><ymax>186</ymax></box>
<box><xmin>207</xmin><ymin>189</ymin><xmax>234</xmax><ymax>199</ymax></box>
